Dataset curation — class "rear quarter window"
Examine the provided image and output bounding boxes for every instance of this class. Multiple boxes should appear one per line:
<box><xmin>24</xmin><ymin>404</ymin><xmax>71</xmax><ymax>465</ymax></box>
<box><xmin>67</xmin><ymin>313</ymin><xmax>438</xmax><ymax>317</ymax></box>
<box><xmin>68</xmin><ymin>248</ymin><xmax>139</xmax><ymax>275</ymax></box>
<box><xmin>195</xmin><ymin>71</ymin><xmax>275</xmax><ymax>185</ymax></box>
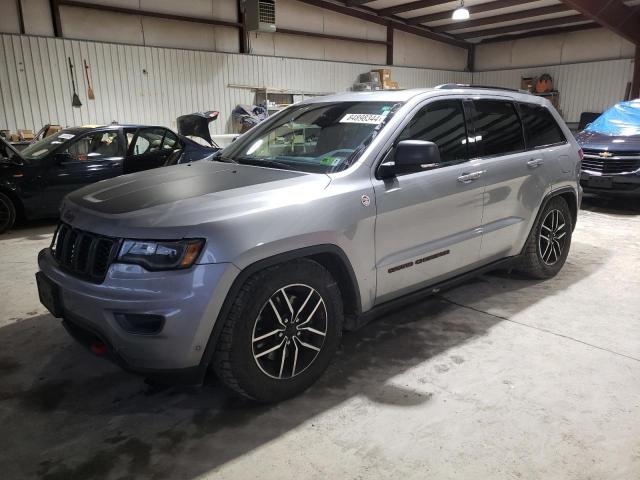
<box><xmin>518</xmin><ymin>103</ymin><xmax>566</xmax><ymax>149</ymax></box>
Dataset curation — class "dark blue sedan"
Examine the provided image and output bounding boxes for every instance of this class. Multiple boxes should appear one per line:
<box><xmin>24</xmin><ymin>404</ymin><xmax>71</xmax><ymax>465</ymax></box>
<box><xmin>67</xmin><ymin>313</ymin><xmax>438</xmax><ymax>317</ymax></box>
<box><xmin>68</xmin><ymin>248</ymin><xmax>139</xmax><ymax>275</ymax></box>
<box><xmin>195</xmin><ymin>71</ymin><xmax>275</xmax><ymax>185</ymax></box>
<box><xmin>0</xmin><ymin>113</ymin><xmax>220</xmax><ymax>233</ymax></box>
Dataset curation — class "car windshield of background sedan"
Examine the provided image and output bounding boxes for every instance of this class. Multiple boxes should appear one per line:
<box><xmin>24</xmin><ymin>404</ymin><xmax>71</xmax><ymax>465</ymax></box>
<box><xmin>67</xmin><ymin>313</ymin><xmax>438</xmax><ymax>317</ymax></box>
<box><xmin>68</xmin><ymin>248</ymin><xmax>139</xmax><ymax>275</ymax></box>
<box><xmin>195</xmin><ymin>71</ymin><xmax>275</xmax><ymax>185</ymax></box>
<box><xmin>20</xmin><ymin>131</ymin><xmax>77</xmax><ymax>160</ymax></box>
<box><xmin>220</xmin><ymin>101</ymin><xmax>402</xmax><ymax>173</ymax></box>
<box><xmin>585</xmin><ymin>100</ymin><xmax>640</xmax><ymax>136</ymax></box>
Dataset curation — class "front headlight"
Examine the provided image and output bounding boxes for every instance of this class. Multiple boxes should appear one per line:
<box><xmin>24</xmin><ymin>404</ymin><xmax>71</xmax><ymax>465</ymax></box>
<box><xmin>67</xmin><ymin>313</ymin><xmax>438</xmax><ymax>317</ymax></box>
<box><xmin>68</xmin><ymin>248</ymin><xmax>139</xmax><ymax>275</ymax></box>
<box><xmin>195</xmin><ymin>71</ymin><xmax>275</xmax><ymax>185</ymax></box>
<box><xmin>118</xmin><ymin>239</ymin><xmax>204</xmax><ymax>271</ymax></box>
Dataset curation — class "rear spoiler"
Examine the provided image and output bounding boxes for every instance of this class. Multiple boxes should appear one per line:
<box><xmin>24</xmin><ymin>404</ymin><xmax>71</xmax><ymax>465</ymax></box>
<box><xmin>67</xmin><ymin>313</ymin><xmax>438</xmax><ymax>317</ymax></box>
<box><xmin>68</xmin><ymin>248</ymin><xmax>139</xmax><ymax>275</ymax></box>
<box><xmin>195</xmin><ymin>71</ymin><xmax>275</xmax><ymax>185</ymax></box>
<box><xmin>177</xmin><ymin>111</ymin><xmax>219</xmax><ymax>147</ymax></box>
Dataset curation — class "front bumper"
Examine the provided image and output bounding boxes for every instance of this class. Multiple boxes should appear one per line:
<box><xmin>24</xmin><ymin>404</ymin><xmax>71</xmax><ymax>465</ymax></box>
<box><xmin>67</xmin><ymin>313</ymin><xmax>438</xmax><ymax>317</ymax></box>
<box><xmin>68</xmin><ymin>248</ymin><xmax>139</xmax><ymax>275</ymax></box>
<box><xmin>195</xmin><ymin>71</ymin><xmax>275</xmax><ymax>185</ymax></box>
<box><xmin>580</xmin><ymin>171</ymin><xmax>640</xmax><ymax>196</ymax></box>
<box><xmin>37</xmin><ymin>248</ymin><xmax>239</xmax><ymax>382</ymax></box>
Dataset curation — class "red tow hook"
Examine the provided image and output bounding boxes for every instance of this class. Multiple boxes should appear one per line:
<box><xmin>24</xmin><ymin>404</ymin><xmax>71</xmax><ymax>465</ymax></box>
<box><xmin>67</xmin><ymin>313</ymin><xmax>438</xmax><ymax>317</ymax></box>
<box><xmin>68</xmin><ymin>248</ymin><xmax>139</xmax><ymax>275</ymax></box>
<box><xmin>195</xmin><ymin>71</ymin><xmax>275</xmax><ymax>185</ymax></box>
<box><xmin>90</xmin><ymin>342</ymin><xmax>108</xmax><ymax>356</ymax></box>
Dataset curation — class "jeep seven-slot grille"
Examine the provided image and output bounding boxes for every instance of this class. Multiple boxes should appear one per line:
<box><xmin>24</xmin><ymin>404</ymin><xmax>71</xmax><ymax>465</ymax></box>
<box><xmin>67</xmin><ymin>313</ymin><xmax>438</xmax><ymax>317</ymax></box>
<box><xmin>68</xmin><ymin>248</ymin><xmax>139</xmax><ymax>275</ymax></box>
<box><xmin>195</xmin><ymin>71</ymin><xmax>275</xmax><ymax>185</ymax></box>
<box><xmin>581</xmin><ymin>149</ymin><xmax>640</xmax><ymax>175</ymax></box>
<box><xmin>51</xmin><ymin>223</ymin><xmax>118</xmax><ymax>282</ymax></box>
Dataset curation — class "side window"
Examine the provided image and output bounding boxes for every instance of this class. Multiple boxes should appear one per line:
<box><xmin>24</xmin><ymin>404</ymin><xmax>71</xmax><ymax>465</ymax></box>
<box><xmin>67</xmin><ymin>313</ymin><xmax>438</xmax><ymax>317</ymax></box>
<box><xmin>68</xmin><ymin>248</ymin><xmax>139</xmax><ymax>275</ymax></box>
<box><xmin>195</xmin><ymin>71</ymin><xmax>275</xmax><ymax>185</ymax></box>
<box><xmin>397</xmin><ymin>100</ymin><xmax>468</xmax><ymax>164</ymax></box>
<box><xmin>518</xmin><ymin>103</ymin><xmax>566</xmax><ymax>149</ymax></box>
<box><xmin>470</xmin><ymin>100</ymin><xmax>524</xmax><ymax>157</ymax></box>
<box><xmin>162</xmin><ymin>130</ymin><xmax>180</xmax><ymax>150</ymax></box>
<box><xmin>64</xmin><ymin>131</ymin><xmax>119</xmax><ymax>161</ymax></box>
<box><xmin>130</xmin><ymin>128</ymin><xmax>165</xmax><ymax>156</ymax></box>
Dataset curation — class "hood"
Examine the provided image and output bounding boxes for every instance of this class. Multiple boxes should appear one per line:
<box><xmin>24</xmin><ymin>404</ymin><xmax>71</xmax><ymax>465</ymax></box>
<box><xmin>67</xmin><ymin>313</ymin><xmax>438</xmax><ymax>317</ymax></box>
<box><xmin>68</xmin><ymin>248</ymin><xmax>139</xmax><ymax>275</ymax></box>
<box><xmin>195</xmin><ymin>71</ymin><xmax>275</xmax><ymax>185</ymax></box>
<box><xmin>63</xmin><ymin>161</ymin><xmax>331</xmax><ymax>233</ymax></box>
<box><xmin>576</xmin><ymin>130</ymin><xmax>640</xmax><ymax>153</ymax></box>
<box><xmin>177</xmin><ymin>111</ymin><xmax>219</xmax><ymax>147</ymax></box>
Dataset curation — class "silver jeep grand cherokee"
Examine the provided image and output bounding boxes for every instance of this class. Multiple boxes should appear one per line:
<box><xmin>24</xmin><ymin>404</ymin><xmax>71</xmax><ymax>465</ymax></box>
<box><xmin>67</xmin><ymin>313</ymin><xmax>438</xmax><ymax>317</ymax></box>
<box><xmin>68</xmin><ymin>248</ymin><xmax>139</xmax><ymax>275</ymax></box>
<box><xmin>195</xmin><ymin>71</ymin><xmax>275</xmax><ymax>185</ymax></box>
<box><xmin>37</xmin><ymin>85</ymin><xmax>582</xmax><ymax>402</ymax></box>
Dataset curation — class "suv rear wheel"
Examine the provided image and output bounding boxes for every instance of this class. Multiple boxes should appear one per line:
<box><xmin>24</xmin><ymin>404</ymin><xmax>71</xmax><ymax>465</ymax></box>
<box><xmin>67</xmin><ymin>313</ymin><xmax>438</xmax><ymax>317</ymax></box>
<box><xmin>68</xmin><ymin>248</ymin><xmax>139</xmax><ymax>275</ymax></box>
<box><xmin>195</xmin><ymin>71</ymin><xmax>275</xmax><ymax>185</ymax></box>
<box><xmin>519</xmin><ymin>196</ymin><xmax>572</xmax><ymax>279</ymax></box>
<box><xmin>213</xmin><ymin>259</ymin><xmax>343</xmax><ymax>402</ymax></box>
<box><xmin>0</xmin><ymin>192</ymin><xmax>16</xmax><ymax>234</ymax></box>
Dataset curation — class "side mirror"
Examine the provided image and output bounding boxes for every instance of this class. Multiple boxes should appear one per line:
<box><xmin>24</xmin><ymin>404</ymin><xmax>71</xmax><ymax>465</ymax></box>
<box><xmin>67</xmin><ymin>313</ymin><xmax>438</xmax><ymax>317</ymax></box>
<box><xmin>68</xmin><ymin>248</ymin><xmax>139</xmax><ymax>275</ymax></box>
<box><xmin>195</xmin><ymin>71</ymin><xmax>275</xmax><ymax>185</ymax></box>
<box><xmin>378</xmin><ymin>140</ymin><xmax>441</xmax><ymax>178</ymax></box>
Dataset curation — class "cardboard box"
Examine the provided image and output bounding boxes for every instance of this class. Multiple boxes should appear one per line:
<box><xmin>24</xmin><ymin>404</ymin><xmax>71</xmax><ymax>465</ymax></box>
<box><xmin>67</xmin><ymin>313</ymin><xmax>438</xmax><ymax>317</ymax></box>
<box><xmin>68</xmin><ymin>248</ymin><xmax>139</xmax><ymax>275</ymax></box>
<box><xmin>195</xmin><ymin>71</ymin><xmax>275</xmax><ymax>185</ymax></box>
<box><xmin>383</xmin><ymin>79</ymin><xmax>399</xmax><ymax>90</ymax></box>
<box><xmin>45</xmin><ymin>125</ymin><xmax>62</xmax><ymax>137</ymax></box>
<box><xmin>374</xmin><ymin>68</ymin><xmax>391</xmax><ymax>82</ymax></box>
<box><xmin>18</xmin><ymin>129</ymin><xmax>34</xmax><ymax>141</ymax></box>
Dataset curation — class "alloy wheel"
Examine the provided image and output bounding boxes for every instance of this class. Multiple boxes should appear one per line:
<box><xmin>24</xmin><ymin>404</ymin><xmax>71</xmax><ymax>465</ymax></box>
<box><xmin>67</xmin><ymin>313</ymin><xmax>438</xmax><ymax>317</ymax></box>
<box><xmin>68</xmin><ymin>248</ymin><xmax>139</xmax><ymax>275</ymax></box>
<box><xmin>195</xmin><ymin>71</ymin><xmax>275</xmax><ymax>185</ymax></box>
<box><xmin>252</xmin><ymin>283</ymin><xmax>327</xmax><ymax>380</ymax></box>
<box><xmin>538</xmin><ymin>209</ymin><xmax>567</xmax><ymax>265</ymax></box>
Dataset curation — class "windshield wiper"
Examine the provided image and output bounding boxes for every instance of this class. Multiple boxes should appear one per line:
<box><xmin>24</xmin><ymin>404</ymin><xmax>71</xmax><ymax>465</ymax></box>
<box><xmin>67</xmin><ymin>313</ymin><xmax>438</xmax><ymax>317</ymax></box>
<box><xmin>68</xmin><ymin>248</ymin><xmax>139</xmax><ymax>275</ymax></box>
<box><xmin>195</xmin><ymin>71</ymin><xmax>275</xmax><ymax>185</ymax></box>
<box><xmin>212</xmin><ymin>154</ymin><xmax>238</xmax><ymax>164</ymax></box>
<box><xmin>234</xmin><ymin>157</ymin><xmax>293</xmax><ymax>170</ymax></box>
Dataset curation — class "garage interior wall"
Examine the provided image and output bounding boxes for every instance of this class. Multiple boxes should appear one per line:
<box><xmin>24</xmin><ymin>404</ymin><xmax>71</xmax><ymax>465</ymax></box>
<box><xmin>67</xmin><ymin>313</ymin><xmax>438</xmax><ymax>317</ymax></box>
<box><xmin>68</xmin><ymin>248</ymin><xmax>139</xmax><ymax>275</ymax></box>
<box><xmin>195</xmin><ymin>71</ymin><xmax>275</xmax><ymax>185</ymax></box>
<box><xmin>473</xmin><ymin>28</ymin><xmax>636</xmax><ymax>122</ymax></box>
<box><xmin>0</xmin><ymin>1</ymin><xmax>636</xmax><ymax>131</ymax></box>
<box><xmin>0</xmin><ymin>33</ymin><xmax>470</xmax><ymax>134</ymax></box>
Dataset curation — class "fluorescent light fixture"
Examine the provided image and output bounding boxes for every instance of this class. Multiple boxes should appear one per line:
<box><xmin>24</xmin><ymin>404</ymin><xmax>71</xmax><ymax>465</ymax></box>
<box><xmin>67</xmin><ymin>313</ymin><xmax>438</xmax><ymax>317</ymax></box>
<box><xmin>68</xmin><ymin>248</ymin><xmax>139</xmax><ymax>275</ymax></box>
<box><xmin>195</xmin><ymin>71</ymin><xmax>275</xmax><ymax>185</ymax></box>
<box><xmin>452</xmin><ymin>1</ymin><xmax>470</xmax><ymax>20</ymax></box>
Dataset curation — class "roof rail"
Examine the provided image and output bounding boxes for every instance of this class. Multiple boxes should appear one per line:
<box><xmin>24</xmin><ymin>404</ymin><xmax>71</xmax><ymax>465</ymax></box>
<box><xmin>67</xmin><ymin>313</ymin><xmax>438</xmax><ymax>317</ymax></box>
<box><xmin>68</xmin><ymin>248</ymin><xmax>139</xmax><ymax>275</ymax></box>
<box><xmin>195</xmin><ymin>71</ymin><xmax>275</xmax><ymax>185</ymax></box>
<box><xmin>435</xmin><ymin>83</ymin><xmax>529</xmax><ymax>94</ymax></box>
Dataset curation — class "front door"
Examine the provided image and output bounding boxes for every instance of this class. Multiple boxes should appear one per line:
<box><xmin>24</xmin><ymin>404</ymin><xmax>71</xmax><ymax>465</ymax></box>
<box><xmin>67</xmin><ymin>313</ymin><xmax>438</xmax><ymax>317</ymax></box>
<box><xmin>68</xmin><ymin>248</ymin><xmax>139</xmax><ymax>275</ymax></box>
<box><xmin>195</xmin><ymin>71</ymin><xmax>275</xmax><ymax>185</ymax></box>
<box><xmin>372</xmin><ymin>99</ymin><xmax>485</xmax><ymax>304</ymax></box>
<box><xmin>40</xmin><ymin>129</ymin><xmax>124</xmax><ymax>215</ymax></box>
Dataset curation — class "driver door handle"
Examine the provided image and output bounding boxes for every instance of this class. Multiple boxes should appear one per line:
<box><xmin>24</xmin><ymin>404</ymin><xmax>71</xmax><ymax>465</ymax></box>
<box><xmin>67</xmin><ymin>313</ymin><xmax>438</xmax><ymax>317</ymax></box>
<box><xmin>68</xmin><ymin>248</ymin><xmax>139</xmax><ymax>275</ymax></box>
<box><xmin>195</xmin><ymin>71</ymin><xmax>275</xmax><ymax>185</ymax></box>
<box><xmin>457</xmin><ymin>170</ymin><xmax>485</xmax><ymax>183</ymax></box>
<box><xmin>527</xmin><ymin>158</ymin><xmax>544</xmax><ymax>168</ymax></box>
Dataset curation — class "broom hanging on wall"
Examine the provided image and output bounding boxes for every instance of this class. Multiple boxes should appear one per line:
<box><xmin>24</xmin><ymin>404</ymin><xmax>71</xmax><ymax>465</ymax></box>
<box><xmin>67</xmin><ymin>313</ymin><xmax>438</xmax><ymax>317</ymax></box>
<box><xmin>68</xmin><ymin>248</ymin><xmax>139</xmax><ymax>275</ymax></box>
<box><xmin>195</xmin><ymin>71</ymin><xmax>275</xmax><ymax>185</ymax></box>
<box><xmin>68</xmin><ymin>57</ymin><xmax>82</xmax><ymax>108</ymax></box>
<box><xmin>84</xmin><ymin>59</ymin><xmax>95</xmax><ymax>100</ymax></box>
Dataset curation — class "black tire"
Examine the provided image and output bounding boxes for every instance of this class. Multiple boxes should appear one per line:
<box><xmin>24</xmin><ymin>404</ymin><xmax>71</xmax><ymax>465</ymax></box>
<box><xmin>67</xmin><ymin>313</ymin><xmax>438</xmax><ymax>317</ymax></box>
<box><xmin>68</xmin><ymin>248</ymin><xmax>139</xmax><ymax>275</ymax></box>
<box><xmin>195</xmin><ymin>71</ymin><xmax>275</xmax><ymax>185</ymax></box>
<box><xmin>212</xmin><ymin>258</ymin><xmax>343</xmax><ymax>402</ymax></box>
<box><xmin>518</xmin><ymin>196</ymin><xmax>573</xmax><ymax>279</ymax></box>
<box><xmin>0</xmin><ymin>192</ymin><xmax>16</xmax><ymax>234</ymax></box>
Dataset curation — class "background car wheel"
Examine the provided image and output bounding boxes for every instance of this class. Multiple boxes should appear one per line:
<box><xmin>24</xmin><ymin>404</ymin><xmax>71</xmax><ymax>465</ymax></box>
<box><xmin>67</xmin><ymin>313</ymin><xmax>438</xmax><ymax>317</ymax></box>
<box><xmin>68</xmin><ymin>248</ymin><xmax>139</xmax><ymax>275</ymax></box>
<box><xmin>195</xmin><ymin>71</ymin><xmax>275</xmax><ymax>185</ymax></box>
<box><xmin>518</xmin><ymin>196</ymin><xmax>572</xmax><ymax>279</ymax></box>
<box><xmin>212</xmin><ymin>258</ymin><xmax>343</xmax><ymax>402</ymax></box>
<box><xmin>0</xmin><ymin>192</ymin><xmax>16</xmax><ymax>234</ymax></box>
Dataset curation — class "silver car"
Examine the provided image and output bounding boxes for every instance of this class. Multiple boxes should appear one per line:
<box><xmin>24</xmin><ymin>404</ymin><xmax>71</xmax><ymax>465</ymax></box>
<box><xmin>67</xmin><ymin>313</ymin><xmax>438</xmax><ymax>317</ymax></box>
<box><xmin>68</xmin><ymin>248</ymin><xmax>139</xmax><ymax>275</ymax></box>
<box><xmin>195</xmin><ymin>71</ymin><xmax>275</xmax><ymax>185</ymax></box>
<box><xmin>36</xmin><ymin>85</ymin><xmax>582</xmax><ymax>402</ymax></box>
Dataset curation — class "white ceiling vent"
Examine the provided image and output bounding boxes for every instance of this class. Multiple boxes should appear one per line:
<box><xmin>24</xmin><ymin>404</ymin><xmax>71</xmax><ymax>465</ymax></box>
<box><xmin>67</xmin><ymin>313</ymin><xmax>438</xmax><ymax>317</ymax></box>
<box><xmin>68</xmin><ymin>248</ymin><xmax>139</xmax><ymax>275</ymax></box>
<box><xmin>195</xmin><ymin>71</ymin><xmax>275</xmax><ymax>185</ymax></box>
<box><xmin>246</xmin><ymin>0</ymin><xmax>276</xmax><ymax>33</ymax></box>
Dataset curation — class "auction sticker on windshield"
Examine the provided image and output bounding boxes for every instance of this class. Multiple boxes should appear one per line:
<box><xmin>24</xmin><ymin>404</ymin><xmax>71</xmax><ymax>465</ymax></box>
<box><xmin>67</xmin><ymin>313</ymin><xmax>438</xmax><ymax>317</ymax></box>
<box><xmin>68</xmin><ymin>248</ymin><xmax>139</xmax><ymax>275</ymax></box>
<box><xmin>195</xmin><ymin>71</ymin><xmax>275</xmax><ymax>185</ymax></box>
<box><xmin>340</xmin><ymin>113</ymin><xmax>386</xmax><ymax>124</ymax></box>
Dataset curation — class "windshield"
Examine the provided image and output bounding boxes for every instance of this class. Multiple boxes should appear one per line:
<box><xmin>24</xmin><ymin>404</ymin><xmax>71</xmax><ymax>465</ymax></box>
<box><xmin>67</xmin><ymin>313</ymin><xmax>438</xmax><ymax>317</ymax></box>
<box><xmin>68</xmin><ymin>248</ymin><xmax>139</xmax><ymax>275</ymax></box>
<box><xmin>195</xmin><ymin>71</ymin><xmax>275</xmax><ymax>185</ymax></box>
<box><xmin>20</xmin><ymin>131</ymin><xmax>78</xmax><ymax>160</ymax></box>
<box><xmin>220</xmin><ymin>101</ymin><xmax>402</xmax><ymax>173</ymax></box>
<box><xmin>585</xmin><ymin>100</ymin><xmax>640</xmax><ymax>136</ymax></box>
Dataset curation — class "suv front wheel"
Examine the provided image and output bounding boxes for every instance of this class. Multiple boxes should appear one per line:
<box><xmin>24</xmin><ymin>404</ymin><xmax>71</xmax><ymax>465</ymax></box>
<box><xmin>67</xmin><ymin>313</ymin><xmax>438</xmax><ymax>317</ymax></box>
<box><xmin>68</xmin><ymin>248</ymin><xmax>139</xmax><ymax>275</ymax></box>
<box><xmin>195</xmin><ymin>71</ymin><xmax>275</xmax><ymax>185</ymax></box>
<box><xmin>213</xmin><ymin>259</ymin><xmax>343</xmax><ymax>402</ymax></box>
<box><xmin>519</xmin><ymin>196</ymin><xmax>573</xmax><ymax>279</ymax></box>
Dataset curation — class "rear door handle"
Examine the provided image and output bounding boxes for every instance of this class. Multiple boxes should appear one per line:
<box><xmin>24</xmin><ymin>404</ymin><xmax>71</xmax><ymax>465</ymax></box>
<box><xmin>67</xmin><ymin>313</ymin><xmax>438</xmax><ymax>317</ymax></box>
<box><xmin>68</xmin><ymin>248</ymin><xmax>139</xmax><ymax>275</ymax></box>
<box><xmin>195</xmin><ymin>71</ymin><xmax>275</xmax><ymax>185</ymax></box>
<box><xmin>457</xmin><ymin>170</ymin><xmax>485</xmax><ymax>183</ymax></box>
<box><xmin>527</xmin><ymin>158</ymin><xmax>544</xmax><ymax>168</ymax></box>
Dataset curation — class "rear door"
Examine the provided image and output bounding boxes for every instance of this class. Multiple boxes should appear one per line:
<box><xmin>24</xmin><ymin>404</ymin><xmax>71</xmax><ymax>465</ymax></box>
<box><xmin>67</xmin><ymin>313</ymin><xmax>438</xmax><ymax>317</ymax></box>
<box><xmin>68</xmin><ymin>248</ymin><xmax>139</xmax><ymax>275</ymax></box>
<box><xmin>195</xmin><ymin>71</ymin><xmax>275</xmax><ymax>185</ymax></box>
<box><xmin>468</xmin><ymin>99</ymin><xmax>548</xmax><ymax>262</ymax></box>
<box><xmin>124</xmin><ymin>127</ymin><xmax>174</xmax><ymax>173</ymax></box>
<box><xmin>372</xmin><ymin>98</ymin><xmax>485</xmax><ymax>303</ymax></box>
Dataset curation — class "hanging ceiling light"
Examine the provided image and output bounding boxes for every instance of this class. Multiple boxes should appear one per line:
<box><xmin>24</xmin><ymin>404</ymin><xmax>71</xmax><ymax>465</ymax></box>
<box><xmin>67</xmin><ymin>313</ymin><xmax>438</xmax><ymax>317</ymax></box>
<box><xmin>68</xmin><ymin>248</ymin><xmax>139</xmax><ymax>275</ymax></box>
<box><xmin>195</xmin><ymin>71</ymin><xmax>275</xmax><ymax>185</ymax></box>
<box><xmin>452</xmin><ymin>0</ymin><xmax>470</xmax><ymax>20</ymax></box>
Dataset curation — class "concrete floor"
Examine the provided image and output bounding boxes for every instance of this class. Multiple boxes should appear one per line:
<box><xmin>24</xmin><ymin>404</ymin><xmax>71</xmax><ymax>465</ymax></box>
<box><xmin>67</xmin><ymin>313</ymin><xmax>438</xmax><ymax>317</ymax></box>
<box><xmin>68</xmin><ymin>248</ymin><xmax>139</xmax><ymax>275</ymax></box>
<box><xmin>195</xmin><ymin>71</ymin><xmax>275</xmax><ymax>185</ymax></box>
<box><xmin>0</xmin><ymin>196</ymin><xmax>639</xmax><ymax>480</ymax></box>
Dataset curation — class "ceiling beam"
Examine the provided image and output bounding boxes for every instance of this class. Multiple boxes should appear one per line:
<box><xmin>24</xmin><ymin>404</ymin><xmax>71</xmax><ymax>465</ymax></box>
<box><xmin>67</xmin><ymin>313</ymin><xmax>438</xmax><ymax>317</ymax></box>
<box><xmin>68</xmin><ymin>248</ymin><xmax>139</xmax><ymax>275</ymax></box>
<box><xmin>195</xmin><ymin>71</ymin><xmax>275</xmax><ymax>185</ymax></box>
<box><xmin>344</xmin><ymin>0</ymin><xmax>375</xmax><ymax>4</ymax></box>
<box><xmin>57</xmin><ymin>0</ymin><xmax>241</xmax><ymax>28</ymax></box>
<box><xmin>295</xmin><ymin>0</ymin><xmax>470</xmax><ymax>48</ymax></box>
<box><xmin>407</xmin><ymin>0</ymin><xmax>533</xmax><ymax>25</ymax></box>
<box><xmin>479</xmin><ymin>22</ymin><xmax>599</xmax><ymax>43</ymax></box>
<box><xmin>434</xmin><ymin>5</ymin><xmax>571</xmax><ymax>32</ymax></box>
<box><xmin>377</xmin><ymin>0</ymin><xmax>448</xmax><ymax>17</ymax></box>
<box><xmin>457</xmin><ymin>14</ymin><xmax>587</xmax><ymax>39</ymax></box>
<box><xmin>559</xmin><ymin>0</ymin><xmax>640</xmax><ymax>45</ymax></box>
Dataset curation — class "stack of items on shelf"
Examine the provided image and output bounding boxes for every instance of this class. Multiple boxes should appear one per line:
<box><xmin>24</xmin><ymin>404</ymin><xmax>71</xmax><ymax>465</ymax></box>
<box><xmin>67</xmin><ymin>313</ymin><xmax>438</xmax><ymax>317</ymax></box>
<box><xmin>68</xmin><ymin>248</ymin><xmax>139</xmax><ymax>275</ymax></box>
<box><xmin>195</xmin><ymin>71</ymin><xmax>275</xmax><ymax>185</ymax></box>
<box><xmin>521</xmin><ymin>73</ymin><xmax>560</xmax><ymax>111</ymax></box>
<box><xmin>353</xmin><ymin>69</ymin><xmax>399</xmax><ymax>91</ymax></box>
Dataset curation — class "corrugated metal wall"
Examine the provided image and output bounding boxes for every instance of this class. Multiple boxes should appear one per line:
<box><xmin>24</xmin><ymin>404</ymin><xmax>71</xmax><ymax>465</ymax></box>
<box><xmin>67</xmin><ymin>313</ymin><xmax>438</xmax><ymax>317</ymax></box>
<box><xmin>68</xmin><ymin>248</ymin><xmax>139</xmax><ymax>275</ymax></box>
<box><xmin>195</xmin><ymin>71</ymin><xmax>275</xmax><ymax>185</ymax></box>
<box><xmin>0</xmin><ymin>33</ymin><xmax>470</xmax><ymax>135</ymax></box>
<box><xmin>472</xmin><ymin>59</ymin><xmax>634</xmax><ymax>122</ymax></box>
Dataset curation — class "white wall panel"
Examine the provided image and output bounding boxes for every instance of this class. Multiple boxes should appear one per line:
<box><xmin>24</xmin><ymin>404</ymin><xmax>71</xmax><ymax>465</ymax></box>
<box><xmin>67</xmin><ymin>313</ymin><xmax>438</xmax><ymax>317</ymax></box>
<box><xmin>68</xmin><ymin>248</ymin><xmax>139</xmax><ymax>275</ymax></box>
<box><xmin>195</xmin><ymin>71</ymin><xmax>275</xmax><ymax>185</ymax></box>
<box><xmin>0</xmin><ymin>33</ymin><xmax>470</xmax><ymax>135</ymax></box>
<box><xmin>472</xmin><ymin>59</ymin><xmax>634</xmax><ymax>122</ymax></box>
<box><xmin>475</xmin><ymin>28</ymin><xmax>635</xmax><ymax>71</ymax></box>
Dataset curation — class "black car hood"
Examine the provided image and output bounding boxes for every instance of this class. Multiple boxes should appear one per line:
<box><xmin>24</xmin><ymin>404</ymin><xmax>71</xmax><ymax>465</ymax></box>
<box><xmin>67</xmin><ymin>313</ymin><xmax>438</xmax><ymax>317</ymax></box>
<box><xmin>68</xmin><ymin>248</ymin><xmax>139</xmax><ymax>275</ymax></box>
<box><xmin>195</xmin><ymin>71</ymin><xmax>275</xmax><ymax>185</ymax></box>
<box><xmin>65</xmin><ymin>161</ymin><xmax>312</xmax><ymax>215</ymax></box>
<box><xmin>575</xmin><ymin>130</ymin><xmax>640</xmax><ymax>153</ymax></box>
